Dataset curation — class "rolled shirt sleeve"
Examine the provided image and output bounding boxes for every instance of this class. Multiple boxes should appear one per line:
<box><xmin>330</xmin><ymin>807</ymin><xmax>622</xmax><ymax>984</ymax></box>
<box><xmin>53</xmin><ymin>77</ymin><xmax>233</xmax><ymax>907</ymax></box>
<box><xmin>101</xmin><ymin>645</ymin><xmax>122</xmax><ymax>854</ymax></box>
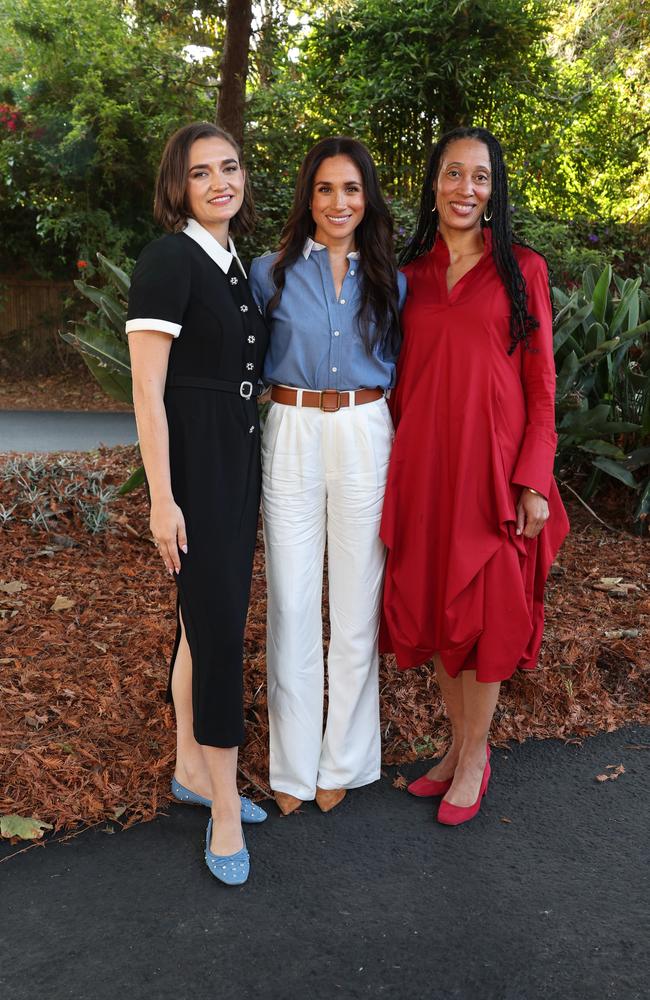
<box><xmin>126</xmin><ymin>237</ymin><xmax>191</xmax><ymax>338</ymax></box>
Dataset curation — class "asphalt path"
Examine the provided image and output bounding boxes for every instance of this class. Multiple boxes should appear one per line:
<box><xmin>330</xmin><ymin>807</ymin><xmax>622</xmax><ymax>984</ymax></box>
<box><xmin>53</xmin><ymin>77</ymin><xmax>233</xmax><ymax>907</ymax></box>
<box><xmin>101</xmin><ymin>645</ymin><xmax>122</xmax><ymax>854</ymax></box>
<box><xmin>0</xmin><ymin>410</ymin><xmax>137</xmax><ymax>453</ymax></box>
<box><xmin>2</xmin><ymin>725</ymin><xmax>648</xmax><ymax>1000</ymax></box>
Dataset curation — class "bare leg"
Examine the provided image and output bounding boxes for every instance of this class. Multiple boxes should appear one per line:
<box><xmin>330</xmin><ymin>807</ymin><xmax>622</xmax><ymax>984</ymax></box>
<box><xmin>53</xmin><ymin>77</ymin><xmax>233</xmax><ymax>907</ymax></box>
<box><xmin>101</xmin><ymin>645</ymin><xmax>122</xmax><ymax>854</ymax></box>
<box><xmin>171</xmin><ymin>614</ymin><xmax>210</xmax><ymax>800</ymax></box>
<box><xmin>443</xmin><ymin>670</ymin><xmax>500</xmax><ymax>807</ymax></box>
<box><xmin>424</xmin><ymin>654</ymin><xmax>464</xmax><ymax>781</ymax></box>
<box><xmin>204</xmin><ymin>745</ymin><xmax>243</xmax><ymax>856</ymax></box>
<box><xmin>171</xmin><ymin>612</ymin><xmax>243</xmax><ymax>856</ymax></box>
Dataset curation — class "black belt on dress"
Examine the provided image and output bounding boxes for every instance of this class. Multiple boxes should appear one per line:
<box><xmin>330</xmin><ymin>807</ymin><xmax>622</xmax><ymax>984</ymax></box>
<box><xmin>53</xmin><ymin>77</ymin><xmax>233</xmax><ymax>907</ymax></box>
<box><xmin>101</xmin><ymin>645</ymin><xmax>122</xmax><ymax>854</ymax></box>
<box><xmin>165</xmin><ymin>375</ymin><xmax>264</xmax><ymax>400</ymax></box>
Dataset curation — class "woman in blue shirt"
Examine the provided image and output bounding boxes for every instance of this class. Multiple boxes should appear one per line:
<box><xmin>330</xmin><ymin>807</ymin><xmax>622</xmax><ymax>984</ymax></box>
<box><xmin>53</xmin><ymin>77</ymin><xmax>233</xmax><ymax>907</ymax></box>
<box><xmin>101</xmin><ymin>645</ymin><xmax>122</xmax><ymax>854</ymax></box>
<box><xmin>250</xmin><ymin>137</ymin><xmax>406</xmax><ymax>814</ymax></box>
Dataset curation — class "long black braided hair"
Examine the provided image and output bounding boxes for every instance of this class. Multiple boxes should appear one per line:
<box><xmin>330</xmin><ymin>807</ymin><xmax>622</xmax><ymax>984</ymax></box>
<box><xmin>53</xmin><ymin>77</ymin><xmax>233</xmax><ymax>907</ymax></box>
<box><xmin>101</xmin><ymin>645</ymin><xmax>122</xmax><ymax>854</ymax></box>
<box><xmin>400</xmin><ymin>126</ymin><xmax>539</xmax><ymax>354</ymax></box>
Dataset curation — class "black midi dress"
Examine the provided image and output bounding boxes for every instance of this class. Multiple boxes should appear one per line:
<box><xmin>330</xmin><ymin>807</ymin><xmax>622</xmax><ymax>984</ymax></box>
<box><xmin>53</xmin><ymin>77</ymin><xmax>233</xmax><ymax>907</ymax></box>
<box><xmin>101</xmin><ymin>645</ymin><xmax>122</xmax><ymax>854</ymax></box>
<box><xmin>127</xmin><ymin>227</ymin><xmax>269</xmax><ymax>747</ymax></box>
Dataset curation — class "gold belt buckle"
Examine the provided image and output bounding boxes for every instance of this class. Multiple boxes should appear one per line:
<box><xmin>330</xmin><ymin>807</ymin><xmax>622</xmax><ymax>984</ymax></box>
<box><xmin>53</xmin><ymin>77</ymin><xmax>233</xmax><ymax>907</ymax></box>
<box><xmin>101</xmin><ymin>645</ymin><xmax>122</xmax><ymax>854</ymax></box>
<box><xmin>319</xmin><ymin>389</ymin><xmax>342</xmax><ymax>412</ymax></box>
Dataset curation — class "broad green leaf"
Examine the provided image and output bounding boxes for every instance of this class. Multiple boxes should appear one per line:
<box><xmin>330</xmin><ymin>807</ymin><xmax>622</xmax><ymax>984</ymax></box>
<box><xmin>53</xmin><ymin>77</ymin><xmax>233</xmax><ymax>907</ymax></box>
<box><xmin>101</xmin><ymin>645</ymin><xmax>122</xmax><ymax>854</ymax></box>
<box><xmin>1</xmin><ymin>814</ymin><xmax>53</xmax><ymax>840</ymax></box>
<box><xmin>584</xmin><ymin>322</ymin><xmax>605</xmax><ymax>355</ymax></box>
<box><xmin>553</xmin><ymin>300</ymin><xmax>594</xmax><ymax>345</ymax></box>
<box><xmin>627</xmin><ymin>288</ymin><xmax>639</xmax><ymax>332</ymax></box>
<box><xmin>118</xmin><ymin>465</ymin><xmax>146</xmax><ymax>495</ymax></box>
<box><xmin>82</xmin><ymin>354</ymin><xmax>133</xmax><ymax>404</ymax></box>
<box><xmin>64</xmin><ymin>323</ymin><xmax>131</xmax><ymax>376</ymax></box>
<box><xmin>609</xmin><ymin>278</ymin><xmax>641</xmax><ymax>337</ymax></box>
<box><xmin>582</xmin><ymin>264</ymin><xmax>600</xmax><ymax>298</ymax></box>
<box><xmin>555</xmin><ymin>350</ymin><xmax>579</xmax><ymax>398</ymax></box>
<box><xmin>552</xmin><ymin>286</ymin><xmax>569</xmax><ymax>309</ymax></box>
<box><xmin>74</xmin><ymin>281</ymin><xmax>125</xmax><ymax>336</ymax></box>
<box><xmin>552</xmin><ymin>288</ymin><xmax>579</xmax><ymax>327</ymax></box>
<box><xmin>97</xmin><ymin>253</ymin><xmax>131</xmax><ymax>297</ymax></box>
<box><xmin>591</xmin><ymin>264</ymin><xmax>612</xmax><ymax>324</ymax></box>
<box><xmin>591</xmin><ymin>457</ymin><xmax>639</xmax><ymax>489</ymax></box>
<box><xmin>579</xmin><ymin>320</ymin><xmax>650</xmax><ymax>364</ymax></box>
<box><xmin>560</xmin><ymin>406</ymin><xmax>640</xmax><ymax>437</ymax></box>
<box><xmin>579</xmin><ymin>440</ymin><xmax>626</xmax><ymax>459</ymax></box>
<box><xmin>99</xmin><ymin>295</ymin><xmax>127</xmax><ymax>336</ymax></box>
<box><xmin>74</xmin><ymin>280</ymin><xmax>109</xmax><ymax>311</ymax></box>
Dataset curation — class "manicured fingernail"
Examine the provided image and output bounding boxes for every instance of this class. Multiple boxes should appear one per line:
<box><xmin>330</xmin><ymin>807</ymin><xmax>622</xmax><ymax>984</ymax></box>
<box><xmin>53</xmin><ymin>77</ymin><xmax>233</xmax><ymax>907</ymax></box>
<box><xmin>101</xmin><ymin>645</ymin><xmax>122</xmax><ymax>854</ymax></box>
<box><xmin>181</xmin><ymin>545</ymin><xmax>188</xmax><ymax>554</ymax></box>
<box><xmin>516</xmin><ymin>528</ymin><xmax>521</xmax><ymax>535</ymax></box>
<box><xmin>168</xmin><ymin>567</ymin><xmax>174</xmax><ymax>575</ymax></box>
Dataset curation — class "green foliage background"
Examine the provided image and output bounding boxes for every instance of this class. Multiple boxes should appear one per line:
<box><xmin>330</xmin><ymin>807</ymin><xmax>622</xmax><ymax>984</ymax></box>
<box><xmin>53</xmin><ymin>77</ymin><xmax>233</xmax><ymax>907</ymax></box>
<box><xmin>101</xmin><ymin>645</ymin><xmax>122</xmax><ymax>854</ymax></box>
<box><xmin>0</xmin><ymin>0</ymin><xmax>648</xmax><ymax>277</ymax></box>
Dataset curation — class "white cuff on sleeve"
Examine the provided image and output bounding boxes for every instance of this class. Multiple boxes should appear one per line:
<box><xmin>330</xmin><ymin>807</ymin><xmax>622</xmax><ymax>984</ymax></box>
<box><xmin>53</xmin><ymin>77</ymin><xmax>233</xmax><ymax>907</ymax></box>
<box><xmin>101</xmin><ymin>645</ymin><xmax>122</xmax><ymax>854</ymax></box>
<box><xmin>125</xmin><ymin>318</ymin><xmax>182</xmax><ymax>337</ymax></box>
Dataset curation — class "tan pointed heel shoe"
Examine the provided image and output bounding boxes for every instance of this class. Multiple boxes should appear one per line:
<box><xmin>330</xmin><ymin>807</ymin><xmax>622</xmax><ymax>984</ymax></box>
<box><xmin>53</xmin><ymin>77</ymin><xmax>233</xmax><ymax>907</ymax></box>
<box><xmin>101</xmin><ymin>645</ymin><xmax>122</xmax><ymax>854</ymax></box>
<box><xmin>315</xmin><ymin>787</ymin><xmax>347</xmax><ymax>813</ymax></box>
<box><xmin>274</xmin><ymin>792</ymin><xmax>303</xmax><ymax>815</ymax></box>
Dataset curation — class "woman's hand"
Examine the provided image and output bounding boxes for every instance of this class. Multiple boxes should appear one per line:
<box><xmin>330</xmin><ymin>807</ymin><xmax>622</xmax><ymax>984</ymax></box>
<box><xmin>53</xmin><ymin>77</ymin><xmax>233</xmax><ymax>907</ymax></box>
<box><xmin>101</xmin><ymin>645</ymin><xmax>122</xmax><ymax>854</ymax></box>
<box><xmin>516</xmin><ymin>488</ymin><xmax>549</xmax><ymax>538</ymax></box>
<box><xmin>150</xmin><ymin>497</ymin><xmax>187</xmax><ymax>575</ymax></box>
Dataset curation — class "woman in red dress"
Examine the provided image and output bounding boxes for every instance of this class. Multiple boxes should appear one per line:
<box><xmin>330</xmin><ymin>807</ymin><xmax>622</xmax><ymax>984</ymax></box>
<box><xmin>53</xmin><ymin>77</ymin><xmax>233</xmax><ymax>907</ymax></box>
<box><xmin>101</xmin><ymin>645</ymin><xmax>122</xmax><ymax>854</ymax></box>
<box><xmin>380</xmin><ymin>127</ymin><xmax>569</xmax><ymax>825</ymax></box>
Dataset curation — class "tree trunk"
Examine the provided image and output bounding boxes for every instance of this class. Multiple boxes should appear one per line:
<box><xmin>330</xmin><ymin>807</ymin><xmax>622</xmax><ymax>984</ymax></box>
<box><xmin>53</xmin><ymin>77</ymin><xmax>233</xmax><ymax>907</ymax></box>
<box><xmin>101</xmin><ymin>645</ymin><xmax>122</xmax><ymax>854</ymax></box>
<box><xmin>216</xmin><ymin>0</ymin><xmax>253</xmax><ymax>149</ymax></box>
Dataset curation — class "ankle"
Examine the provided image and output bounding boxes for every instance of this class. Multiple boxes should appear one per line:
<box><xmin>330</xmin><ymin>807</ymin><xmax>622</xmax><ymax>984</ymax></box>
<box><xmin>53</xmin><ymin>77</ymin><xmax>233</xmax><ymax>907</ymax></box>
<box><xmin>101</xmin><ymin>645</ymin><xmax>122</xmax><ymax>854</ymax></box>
<box><xmin>175</xmin><ymin>753</ymin><xmax>206</xmax><ymax>783</ymax></box>
<box><xmin>211</xmin><ymin>802</ymin><xmax>241</xmax><ymax>825</ymax></box>
<box><xmin>458</xmin><ymin>740</ymin><xmax>489</xmax><ymax>767</ymax></box>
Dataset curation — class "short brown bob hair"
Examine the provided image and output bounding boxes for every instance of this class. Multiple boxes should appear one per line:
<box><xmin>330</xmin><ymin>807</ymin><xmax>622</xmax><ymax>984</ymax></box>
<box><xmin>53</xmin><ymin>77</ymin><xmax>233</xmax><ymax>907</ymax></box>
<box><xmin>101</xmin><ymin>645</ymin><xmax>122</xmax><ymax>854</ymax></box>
<box><xmin>153</xmin><ymin>122</ymin><xmax>256</xmax><ymax>235</ymax></box>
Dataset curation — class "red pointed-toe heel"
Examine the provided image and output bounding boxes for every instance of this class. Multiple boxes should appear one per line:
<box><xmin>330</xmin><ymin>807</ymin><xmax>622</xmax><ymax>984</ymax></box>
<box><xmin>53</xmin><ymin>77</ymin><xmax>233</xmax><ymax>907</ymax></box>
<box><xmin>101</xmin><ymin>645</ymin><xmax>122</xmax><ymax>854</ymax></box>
<box><xmin>407</xmin><ymin>774</ymin><xmax>453</xmax><ymax>798</ymax></box>
<box><xmin>437</xmin><ymin>754</ymin><xmax>491</xmax><ymax>827</ymax></box>
<box><xmin>409</xmin><ymin>744</ymin><xmax>490</xmax><ymax>799</ymax></box>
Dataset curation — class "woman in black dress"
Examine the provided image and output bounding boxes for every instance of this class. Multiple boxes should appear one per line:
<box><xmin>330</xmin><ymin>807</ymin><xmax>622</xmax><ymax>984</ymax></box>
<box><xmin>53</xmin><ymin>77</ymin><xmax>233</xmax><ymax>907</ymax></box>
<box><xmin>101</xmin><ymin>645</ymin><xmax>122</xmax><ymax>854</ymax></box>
<box><xmin>126</xmin><ymin>122</ymin><xmax>269</xmax><ymax>885</ymax></box>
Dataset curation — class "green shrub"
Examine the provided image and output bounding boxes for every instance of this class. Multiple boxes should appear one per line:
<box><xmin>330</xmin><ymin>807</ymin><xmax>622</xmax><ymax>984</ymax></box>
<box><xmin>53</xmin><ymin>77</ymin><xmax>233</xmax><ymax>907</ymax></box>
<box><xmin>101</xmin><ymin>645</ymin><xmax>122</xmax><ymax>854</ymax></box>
<box><xmin>553</xmin><ymin>262</ymin><xmax>650</xmax><ymax>525</ymax></box>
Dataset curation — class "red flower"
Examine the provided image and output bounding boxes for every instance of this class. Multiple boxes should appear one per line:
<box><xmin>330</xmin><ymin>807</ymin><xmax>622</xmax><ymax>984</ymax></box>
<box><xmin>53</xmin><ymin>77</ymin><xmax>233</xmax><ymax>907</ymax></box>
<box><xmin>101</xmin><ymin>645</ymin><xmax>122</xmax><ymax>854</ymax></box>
<box><xmin>77</xmin><ymin>260</ymin><xmax>88</xmax><ymax>269</ymax></box>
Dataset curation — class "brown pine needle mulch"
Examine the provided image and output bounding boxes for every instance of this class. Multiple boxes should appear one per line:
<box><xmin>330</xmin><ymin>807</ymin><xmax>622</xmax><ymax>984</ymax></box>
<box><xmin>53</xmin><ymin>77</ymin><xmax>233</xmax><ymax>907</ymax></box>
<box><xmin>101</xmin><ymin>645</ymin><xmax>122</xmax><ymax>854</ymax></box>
<box><xmin>0</xmin><ymin>446</ymin><xmax>648</xmax><ymax>834</ymax></box>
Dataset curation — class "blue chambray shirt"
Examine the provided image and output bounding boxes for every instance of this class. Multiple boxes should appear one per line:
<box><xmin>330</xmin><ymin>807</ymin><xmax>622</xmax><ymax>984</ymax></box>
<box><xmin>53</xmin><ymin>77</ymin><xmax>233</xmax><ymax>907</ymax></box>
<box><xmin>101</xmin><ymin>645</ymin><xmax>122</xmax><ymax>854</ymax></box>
<box><xmin>248</xmin><ymin>239</ymin><xmax>407</xmax><ymax>391</ymax></box>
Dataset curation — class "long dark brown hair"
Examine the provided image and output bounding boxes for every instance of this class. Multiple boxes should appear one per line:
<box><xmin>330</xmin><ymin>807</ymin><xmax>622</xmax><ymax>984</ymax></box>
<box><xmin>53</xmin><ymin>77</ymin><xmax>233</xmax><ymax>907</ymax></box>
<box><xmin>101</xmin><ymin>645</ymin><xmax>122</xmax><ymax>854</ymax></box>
<box><xmin>269</xmin><ymin>136</ymin><xmax>401</xmax><ymax>356</ymax></box>
<box><xmin>154</xmin><ymin>121</ymin><xmax>256</xmax><ymax>235</ymax></box>
<box><xmin>401</xmin><ymin>126</ymin><xmax>540</xmax><ymax>354</ymax></box>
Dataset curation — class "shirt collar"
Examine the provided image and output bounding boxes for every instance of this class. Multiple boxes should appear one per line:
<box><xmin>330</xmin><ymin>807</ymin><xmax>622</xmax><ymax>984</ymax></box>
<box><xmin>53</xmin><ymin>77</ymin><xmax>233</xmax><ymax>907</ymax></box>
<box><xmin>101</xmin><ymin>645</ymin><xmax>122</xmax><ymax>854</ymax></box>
<box><xmin>302</xmin><ymin>237</ymin><xmax>361</xmax><ymax>261</ymax></box>
<box><xmin>183</xmin><ymin>217</ymin><xmax>246</xmax><ymax>276</ymax></box>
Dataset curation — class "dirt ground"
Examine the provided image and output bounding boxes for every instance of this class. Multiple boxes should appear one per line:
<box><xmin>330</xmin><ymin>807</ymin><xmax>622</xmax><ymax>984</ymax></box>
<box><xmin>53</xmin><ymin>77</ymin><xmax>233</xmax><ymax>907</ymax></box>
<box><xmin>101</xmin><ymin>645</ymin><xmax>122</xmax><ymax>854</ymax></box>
<box><xmin>0</xmin><ymin>369</ymin><xmax>132</xmax><ymax>412</ymax></box>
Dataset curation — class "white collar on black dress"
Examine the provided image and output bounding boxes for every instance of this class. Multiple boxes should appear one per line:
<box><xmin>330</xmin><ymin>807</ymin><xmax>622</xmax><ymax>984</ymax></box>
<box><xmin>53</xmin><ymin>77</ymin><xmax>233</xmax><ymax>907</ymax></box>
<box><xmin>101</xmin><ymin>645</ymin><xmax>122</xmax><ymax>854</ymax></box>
<box><xmin>302</xmin><ymin>237</ymin><xmax>360</xmax><ymax>261</ymax></box>
<box><xmin>184</xmin><ymin>218</ymin><xmax>247</xmax><ymax>277</ymax></box>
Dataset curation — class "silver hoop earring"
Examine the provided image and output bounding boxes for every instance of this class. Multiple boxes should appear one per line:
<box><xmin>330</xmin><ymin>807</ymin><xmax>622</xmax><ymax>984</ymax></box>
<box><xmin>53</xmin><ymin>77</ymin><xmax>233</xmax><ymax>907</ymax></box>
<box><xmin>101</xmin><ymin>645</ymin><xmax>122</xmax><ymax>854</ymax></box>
<box><xmin>431</xmin><ymin>201</ymin><xmax>437</xmax><ymax>214</ymax></box>
<box><xmin>483</xmin><ymin>204</ymin><xmax>493</xmax><ymax>222</ymax></box>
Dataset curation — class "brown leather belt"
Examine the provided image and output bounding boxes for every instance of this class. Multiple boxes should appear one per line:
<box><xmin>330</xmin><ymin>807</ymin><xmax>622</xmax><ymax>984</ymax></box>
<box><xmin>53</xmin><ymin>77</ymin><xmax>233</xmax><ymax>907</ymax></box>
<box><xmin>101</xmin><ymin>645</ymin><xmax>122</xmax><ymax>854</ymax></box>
<box><xmin>270</xmin><ymin>386</ymin><xmax>383</xmax><ymax>413</ymax></box>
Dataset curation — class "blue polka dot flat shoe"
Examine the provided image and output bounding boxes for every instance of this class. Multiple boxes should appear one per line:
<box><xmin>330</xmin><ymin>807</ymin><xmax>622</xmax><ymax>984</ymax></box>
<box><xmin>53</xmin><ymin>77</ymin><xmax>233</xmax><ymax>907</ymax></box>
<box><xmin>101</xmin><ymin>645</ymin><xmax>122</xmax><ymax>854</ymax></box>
<box><xmin>171</xmin><ymin>777</ymin><xmax>267</xmax><ymax>824</ymax></box>
<box><xmin>204</xmin><ymin>819</ymin><xmax>250</xmax><ymax>886</ymax></box>
<box><xmin>239</xmin><ymin>796</ymin><xmax>267</xmax><ymax>824</ymax></box>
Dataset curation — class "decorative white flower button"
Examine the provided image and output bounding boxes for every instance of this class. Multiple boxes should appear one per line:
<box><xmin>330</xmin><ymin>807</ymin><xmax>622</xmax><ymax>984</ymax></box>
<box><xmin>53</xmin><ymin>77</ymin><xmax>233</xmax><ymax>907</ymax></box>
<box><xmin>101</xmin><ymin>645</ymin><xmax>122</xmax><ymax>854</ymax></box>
<box><xmin>230</xmin><ymin>277</ymin><xmax>238</xmax><ymax>285</ymax></box>
<box><xmin>246</xmin><ymin>362</ymin><xmax>254</xmax><ymax>370</ymax></box>
<box><xmin>247</xmin><ymin>335</ymin><xmax>255</xmax><ymax>344</ymax></box>
<box><xmin>240</xmin><ymin>304</ymin><xmax>249</xmax><ymax>313</ymax></box>
<box><xmin>249</xmin><ymin>426</ymin><xmax>255</xmax><ymax>434</ymax></box>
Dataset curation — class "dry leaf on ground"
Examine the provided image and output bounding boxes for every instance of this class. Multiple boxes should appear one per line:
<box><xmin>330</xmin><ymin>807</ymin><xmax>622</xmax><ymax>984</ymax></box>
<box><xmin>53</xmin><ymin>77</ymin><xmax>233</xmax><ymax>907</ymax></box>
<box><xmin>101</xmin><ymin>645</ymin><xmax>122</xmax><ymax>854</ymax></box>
<box><xmin>1</xmin><ymin>814</ymin><xmax>53</xmax><ymax>840</ymax></box>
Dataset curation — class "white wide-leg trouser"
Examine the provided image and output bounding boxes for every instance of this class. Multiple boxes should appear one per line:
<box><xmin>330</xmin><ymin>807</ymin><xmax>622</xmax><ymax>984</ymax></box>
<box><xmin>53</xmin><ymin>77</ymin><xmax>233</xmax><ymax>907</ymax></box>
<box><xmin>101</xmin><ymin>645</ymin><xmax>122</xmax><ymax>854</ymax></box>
<box><xmin>262</xmin><ymin>396</ymin><xmax>393</xmax><ymax>800</ymax></box>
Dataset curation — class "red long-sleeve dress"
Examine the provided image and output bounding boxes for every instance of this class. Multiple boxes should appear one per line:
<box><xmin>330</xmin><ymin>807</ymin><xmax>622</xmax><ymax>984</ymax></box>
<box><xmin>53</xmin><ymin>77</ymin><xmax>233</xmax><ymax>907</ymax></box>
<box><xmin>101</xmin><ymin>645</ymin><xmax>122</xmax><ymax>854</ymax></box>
<box><xmin>380</xmin><ymin>230</ymin><xmax>569</xmax><ymax>680</ymax></box>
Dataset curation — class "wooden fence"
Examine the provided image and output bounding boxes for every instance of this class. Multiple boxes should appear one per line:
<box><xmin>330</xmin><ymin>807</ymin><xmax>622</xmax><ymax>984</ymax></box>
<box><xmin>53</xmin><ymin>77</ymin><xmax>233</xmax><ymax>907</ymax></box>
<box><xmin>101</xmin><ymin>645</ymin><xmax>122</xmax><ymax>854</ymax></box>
<box><xmin>0</xmin><ymin>275</ymin><xmax>73</xmax><ymax>339</ymax></box>
<box><xmin>0</xmin><ymin>275</ymin><xmax>79</xmax><ymax>375</ymax></box>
